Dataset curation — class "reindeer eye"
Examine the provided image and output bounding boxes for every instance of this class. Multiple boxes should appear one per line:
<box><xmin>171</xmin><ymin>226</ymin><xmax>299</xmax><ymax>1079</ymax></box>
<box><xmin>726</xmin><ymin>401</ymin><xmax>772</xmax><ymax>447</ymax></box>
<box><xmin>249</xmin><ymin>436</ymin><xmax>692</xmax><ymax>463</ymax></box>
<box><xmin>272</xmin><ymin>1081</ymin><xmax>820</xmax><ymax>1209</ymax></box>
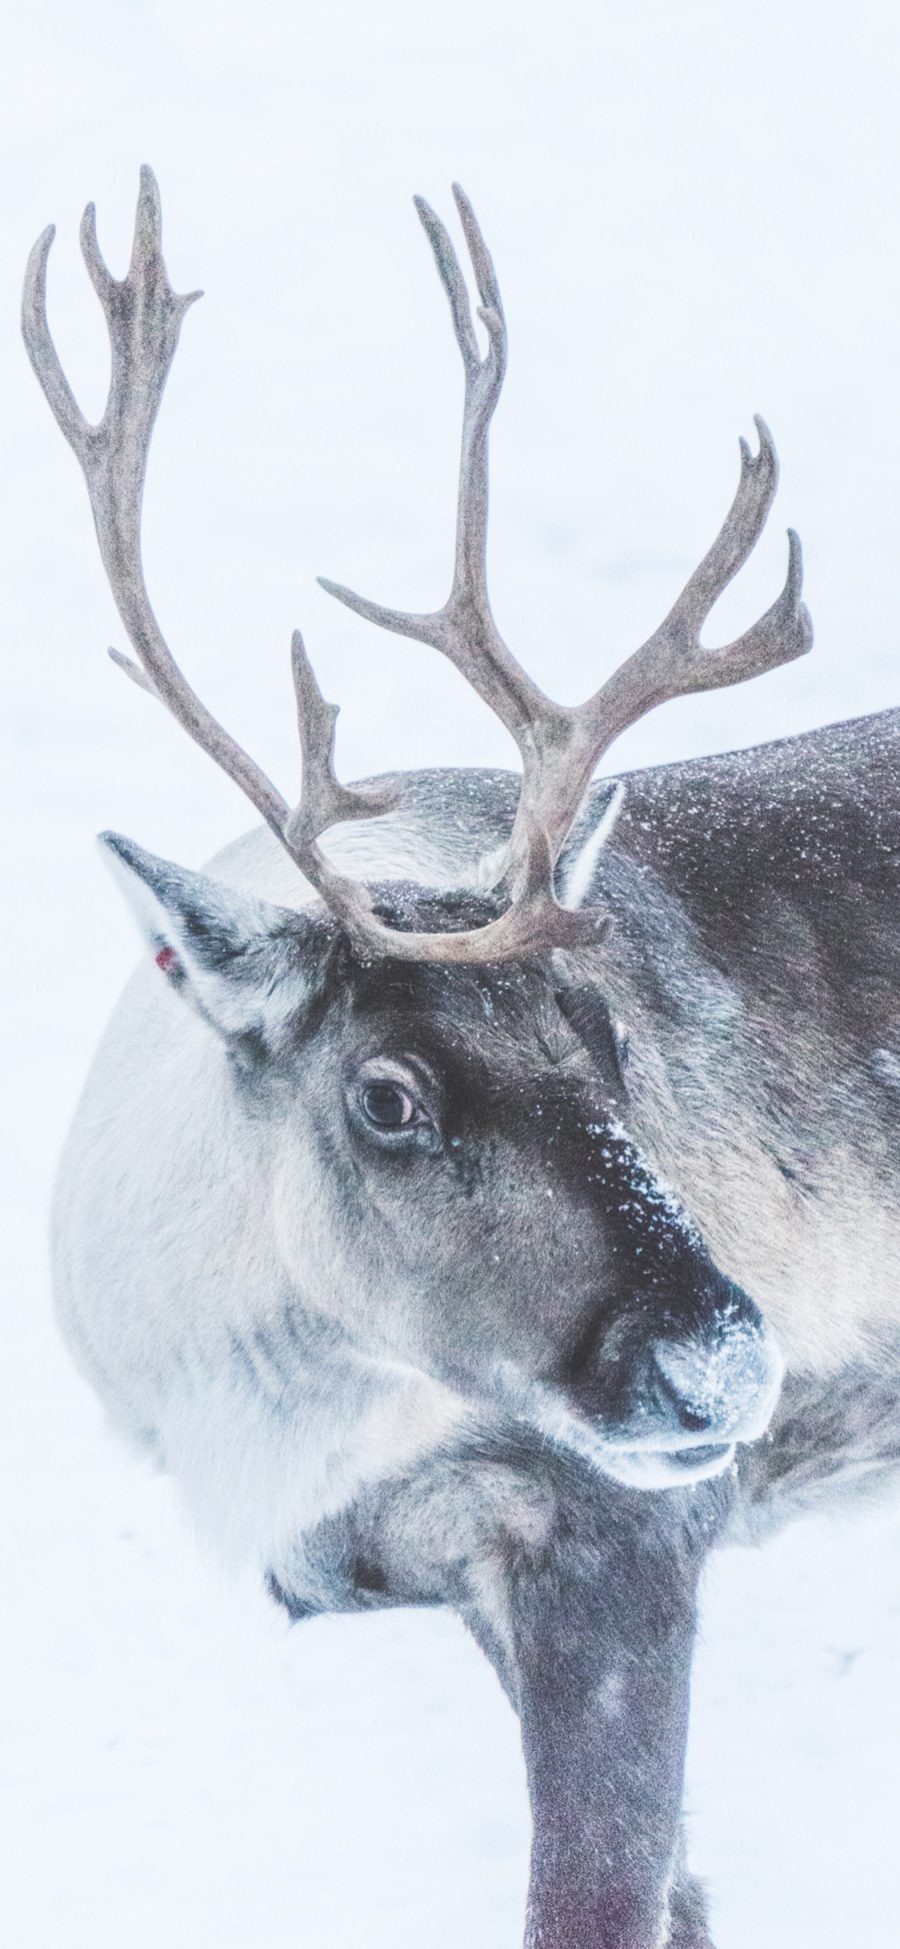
<box><xmin>361</xmin><ymin>1082</ymin><xmax>418</xmax><ymax>1129</ymax></box>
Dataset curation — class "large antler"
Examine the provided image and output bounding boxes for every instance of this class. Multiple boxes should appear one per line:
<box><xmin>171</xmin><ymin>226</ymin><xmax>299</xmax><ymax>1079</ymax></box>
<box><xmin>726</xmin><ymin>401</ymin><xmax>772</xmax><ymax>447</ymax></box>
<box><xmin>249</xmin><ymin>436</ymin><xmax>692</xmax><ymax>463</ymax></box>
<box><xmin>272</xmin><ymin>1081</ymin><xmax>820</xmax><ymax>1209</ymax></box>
<box><xmin>322</xmin><ymin>185</ymin><xmax>813</xmax><ymax>943</ymax></box>
<box><xmin>23</xmin><ymin>169</ymin><xmax>812</xmax><ymax>965</ymax></box>
<box><xmin>21</xmin><ymin>166</ymin><xmax>401</xmax><ymax>956</ymax></box>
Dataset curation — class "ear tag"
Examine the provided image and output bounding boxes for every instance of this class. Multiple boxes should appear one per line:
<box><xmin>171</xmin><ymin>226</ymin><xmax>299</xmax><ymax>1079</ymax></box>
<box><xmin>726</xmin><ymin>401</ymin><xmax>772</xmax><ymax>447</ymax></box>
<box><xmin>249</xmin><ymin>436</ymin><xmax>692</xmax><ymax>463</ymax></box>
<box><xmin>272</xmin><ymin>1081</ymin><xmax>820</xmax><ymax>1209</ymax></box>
<box><xmin>155</xmin><ymin>944</ymin><xmax>181</xmax><ymax>976</ymax></box>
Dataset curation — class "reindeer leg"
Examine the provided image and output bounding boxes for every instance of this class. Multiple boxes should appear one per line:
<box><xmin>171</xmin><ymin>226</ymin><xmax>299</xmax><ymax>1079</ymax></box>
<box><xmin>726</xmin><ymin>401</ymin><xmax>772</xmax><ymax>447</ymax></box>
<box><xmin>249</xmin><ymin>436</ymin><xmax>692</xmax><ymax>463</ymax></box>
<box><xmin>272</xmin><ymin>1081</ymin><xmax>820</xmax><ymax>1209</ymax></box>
<box><xmin>285</xmin><ymin>1441</ymin><xmax>723</xmax><ymax>1949</ymax></box>
<box><xmin>667</xmin><ymin>1864</ymin><xmax>717</xmax><ymax>1949</ymax></box>
<box><xmin>497</xmin><ymin>1488</ymin><xmax>704</xmax><ymax>1949</ymax></box>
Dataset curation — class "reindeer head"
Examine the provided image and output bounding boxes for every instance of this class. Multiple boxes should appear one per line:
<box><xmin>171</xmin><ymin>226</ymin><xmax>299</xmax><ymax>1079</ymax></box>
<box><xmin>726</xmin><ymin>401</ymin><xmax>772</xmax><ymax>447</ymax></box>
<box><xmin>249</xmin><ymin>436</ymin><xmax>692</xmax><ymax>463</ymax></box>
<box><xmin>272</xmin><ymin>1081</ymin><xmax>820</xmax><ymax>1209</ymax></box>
<box><xmin>24</xmin><ymin>171</ymin><xmax>804</xmax><ymax>1484</ymax></box>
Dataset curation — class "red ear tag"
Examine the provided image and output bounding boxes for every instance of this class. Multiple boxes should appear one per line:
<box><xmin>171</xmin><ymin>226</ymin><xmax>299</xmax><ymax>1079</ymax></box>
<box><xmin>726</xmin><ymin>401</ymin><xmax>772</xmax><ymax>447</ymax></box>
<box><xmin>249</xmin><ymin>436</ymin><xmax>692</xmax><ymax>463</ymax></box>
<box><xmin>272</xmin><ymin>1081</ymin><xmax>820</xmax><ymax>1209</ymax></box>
<box><xmin>155</xmin><ymin>945</ymin><xmax>179</xmax><ymax>975</ymax></box>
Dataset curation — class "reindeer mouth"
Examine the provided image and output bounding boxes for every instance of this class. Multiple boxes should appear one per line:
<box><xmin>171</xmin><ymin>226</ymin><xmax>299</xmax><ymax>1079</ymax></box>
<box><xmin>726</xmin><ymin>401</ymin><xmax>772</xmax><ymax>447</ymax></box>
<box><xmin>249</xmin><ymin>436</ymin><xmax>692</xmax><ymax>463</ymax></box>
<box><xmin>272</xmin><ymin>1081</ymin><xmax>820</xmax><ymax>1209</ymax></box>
<box><xmin>671</xmin><ymin>1441</ymin><xmax>733</xmax><ymax>1470</ymax></box>
<box><xmin>600</xmin><ymin>1440</ymin><xmax>736</xmax><ymax>1489</ymax></box>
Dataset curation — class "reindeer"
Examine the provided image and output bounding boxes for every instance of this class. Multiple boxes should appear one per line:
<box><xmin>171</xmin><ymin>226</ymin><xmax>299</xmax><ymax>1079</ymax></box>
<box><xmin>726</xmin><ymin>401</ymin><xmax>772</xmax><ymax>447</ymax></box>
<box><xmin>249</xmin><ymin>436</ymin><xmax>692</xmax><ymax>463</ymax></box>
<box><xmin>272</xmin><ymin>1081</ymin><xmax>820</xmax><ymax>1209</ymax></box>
<box><xmin>22</xmin><ymin>168</ymin><xmax>900</xmax><ymax>1949</ymax></box>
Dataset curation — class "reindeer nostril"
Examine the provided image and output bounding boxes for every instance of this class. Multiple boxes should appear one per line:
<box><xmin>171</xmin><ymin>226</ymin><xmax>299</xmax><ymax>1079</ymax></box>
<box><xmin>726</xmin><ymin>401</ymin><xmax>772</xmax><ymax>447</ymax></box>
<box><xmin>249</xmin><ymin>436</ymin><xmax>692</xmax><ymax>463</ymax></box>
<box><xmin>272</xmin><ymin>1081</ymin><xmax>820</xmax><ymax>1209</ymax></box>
<box><xmin>650</xmin><ymin>1343</ymin><xmax>718</xmax><ymax>1433</ymax></box>
<box><xmin>673</xmin><ymin>1398</ymin><xmax>713</xmax><ymax>1433</ymax></box>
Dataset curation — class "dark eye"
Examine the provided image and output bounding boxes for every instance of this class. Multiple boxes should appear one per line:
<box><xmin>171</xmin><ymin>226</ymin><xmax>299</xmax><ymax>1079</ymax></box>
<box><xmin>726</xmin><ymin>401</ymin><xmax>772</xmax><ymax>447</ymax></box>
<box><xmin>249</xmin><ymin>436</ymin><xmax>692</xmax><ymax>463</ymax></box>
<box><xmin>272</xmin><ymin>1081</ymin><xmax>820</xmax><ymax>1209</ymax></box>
<box><xmin>361</xmin><ymin>1082</ymin><xmax>418</xmax><ymax>1129</ymax></box>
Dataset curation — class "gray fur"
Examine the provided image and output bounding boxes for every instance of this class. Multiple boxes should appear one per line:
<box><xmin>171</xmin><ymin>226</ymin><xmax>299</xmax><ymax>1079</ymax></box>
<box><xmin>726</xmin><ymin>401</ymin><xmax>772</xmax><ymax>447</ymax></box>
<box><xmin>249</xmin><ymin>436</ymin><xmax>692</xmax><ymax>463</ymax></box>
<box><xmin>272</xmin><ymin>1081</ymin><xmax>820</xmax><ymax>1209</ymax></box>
<box><xmin>51</xmin><ymin>706</ymin><xmax>900</xmax><ymax>1948</ymax></box>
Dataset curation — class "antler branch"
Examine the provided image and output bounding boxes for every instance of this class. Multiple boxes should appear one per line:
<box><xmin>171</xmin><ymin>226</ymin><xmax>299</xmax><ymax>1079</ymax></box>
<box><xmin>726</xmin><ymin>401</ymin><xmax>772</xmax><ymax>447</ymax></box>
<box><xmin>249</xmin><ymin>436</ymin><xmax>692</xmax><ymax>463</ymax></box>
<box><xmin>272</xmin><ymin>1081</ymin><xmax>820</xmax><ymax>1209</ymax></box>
<box><xmin>22</xmin><ymin>165</ymin><xmax>405</xmax><ymax>933</ymax></box>
<box><xmin>319</xmin><ymin>194</ymin><xmax>812</xmax><ymax>954</ymax></box>
<box><xmin>579</xmin><ymin>417</ymin><xmax>810</xmax><ymax>750</ymax></box>
<box><xmin>320</xmin><ymin>183</ymin><xmax>560</xmax><ymax>746</ymax></box>
<box><xmin>23</xmin><ymin>166</ymin><xmax>294</xmax><ymax>842</ymax></box>
<box><xmin>545</xmin><ymin>417</ymin><xmax>813</xmax><ymax>866</ymax></box>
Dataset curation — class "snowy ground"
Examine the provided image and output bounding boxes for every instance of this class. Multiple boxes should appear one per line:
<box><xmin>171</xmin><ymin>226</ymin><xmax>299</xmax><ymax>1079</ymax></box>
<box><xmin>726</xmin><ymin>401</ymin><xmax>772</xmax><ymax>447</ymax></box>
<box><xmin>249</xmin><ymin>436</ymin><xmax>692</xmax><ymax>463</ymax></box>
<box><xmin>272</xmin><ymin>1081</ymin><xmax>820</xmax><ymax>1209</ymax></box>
<box><xmin>3</xmin><ymin>4</ymin><xmax>900</xmax><ymax>1944</ymax></box>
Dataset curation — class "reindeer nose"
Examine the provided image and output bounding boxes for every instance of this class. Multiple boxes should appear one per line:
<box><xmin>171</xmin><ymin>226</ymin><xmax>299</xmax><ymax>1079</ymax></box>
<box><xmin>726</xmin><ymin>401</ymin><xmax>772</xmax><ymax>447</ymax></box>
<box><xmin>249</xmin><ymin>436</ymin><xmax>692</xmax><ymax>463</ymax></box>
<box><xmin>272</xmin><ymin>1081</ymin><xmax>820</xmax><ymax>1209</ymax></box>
<box><xmin>649</xmin><ymin>1327</ymin><xmax>777</xmax><ymax>1439</ymax></box>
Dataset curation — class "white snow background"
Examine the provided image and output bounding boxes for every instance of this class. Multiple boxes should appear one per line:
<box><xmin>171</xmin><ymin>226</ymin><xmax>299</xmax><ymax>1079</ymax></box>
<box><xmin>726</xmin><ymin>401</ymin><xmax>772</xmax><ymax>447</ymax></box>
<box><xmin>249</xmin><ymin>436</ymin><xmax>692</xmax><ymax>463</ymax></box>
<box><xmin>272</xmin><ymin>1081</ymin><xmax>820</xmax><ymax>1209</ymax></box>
<box><xmin>3</xmin><ymin>3</ymin><xmax>900</xmax><ymax>1944</ymax></box>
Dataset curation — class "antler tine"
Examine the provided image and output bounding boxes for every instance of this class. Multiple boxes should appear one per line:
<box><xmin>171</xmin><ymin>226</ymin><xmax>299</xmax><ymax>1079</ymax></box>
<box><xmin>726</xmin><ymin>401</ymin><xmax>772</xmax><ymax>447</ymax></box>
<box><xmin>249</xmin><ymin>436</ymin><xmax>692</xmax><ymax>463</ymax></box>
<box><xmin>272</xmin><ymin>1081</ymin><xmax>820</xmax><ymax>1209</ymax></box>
<box><xmin>572</xmin><ymin>417</ymin><xmax>813</xmax><ymax>777</ymax></box>
<box><xmin>22</xmin><ymin>225</ymin><xmax>92</xmax><ymax>459</ymax></box>
<box><xmin>79</xmin><ymin>199</ymin><xmax>118</xmax><ymax>308</ymax></box>
<box><xmin>413</xmin><ymin>191</ymin><xmax>483</xmax><ymax>375</ymax></box>
<box><xmin>451</xmin><ymin>181</ymin><xmax>504</xmax><ymax>332</ymax></box>
<box><xmin>287</xmin><ymin>632</ymin><xmax>399</xmax><ymax>845</ymax></box>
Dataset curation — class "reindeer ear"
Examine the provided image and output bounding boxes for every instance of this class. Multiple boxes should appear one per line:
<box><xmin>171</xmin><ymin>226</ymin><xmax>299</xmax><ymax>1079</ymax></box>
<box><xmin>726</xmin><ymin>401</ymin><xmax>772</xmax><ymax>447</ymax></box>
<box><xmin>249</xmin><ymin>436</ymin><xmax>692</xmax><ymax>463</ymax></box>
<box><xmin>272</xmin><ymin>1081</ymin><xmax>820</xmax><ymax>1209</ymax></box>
<box><xmin>560</xmin><ymin>782</ymin><xmax>626</xmax><ymax>910</ymax></box>
<box><xmin>99</xmin><ymin>832</ymin><xmax>327</xmax><ymax>1049</ymax></box>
